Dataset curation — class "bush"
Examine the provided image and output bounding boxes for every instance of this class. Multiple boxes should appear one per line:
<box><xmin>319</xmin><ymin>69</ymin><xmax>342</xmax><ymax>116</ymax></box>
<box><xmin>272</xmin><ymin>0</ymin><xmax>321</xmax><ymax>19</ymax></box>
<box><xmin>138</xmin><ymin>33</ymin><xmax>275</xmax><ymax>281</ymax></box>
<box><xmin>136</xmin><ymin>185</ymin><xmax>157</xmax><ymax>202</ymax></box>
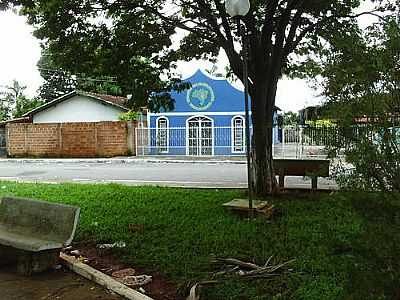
<box><xmin>118</xmin><ymin>110</ymin><xmax>139</xmax><ymax>121</ymax></box>
<box><xmin>333</xmin><ymin>126</ymin><xmax>400</xmax><ymax>192</ymax></box>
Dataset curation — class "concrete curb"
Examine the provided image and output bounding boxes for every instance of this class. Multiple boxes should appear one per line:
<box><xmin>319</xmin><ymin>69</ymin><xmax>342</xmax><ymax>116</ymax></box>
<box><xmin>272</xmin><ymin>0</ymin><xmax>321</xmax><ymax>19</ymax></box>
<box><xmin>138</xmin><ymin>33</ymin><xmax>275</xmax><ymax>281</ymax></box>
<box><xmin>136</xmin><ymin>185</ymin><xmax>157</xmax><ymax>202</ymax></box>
<box><xmin>0</xmin><ymin>158</ymin><xmax>247</xmax><ymax>165</ymax></box>
<box><xmin>60</xmin><ymin>253</ymin><xmax>154</xmax><ymax>300</ymax></box>
<box><xmin>0</xmin><ymin>178</ymin><xmax>339</xmax><ymax>191</ymax></box>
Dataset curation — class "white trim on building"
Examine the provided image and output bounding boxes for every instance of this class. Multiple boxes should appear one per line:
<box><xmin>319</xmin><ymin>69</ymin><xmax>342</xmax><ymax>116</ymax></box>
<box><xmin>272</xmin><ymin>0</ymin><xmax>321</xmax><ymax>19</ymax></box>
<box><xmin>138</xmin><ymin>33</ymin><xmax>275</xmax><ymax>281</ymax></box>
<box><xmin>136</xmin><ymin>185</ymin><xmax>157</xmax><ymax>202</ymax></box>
<box><xmin>231</xmin><ymin>115</ymin><xmax>246</xmax><ymax>154</ymax></box>
<box><xmin>155</xmin><ymin>116</ymin><xmax>169</xmax><ymax>154</ymax></box>
<box><xmin>149</xmin><ymin>111</ymin><xmax>251</xmax><ymax>117</ymax></box>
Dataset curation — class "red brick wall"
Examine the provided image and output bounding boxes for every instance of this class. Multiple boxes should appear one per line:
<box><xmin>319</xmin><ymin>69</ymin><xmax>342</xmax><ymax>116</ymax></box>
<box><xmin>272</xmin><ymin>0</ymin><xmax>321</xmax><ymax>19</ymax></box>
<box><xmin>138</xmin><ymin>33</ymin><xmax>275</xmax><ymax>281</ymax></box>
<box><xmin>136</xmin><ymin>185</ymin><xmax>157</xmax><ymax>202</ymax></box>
<box><xmin>96</xmin><ymin>122</ymin><xmax>131</xmax><ymax>157</ymax></box>
<box><xmin>6</xmin><ymin>121</ymin><xmax>133</xmax><ymax>158</ymax></box>
<box><xmin>61</xmin><ymin>123</ymin><xmax>97</xmax><ymax>158</ymax></box>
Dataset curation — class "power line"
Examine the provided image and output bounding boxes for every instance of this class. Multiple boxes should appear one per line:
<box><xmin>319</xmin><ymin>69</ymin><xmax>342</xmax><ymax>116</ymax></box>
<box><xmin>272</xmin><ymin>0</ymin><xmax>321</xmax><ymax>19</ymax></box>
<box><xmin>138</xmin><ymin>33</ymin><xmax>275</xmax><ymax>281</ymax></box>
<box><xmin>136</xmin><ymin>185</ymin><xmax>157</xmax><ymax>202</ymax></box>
<box><xmin>37</xmin><ymin>67</ymin><xmax>118</xmax><ymax>83</ymax></box>
<box><xmin>38</xmin><ymin>68</ymin><xmax>118</xmax><ymax>83</ymax></box>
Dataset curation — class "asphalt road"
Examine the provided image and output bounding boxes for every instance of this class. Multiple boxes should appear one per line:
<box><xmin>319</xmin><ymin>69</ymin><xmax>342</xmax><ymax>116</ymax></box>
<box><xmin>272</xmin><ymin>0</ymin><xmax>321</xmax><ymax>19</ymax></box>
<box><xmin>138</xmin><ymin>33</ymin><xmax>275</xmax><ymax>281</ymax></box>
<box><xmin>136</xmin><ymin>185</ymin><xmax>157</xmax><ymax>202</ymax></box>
<box><xmin>0</xmin><ymin>159</ymin><xmax>338</xmax><ymax>189</ymax></box>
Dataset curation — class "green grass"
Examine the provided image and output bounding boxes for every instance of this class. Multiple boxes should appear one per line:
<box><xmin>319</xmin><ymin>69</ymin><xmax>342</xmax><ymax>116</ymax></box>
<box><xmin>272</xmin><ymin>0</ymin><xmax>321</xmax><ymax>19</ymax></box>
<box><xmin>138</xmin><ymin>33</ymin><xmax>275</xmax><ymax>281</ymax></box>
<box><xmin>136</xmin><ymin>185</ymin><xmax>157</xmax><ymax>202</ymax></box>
<box><xmin>0</xmin><ymin>182</ymin><xmax>399</xmax><ymax>299</ymax></box>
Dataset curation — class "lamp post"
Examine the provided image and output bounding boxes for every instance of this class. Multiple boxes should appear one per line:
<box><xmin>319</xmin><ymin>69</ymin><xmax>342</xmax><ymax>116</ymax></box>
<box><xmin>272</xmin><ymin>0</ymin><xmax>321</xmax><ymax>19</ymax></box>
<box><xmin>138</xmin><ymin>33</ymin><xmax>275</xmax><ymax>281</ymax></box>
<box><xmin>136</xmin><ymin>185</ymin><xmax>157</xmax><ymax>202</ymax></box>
<box><xmin>225</xmin><ymin>0</ymin><xmax>253</xmax><ymax>213</ymax></box>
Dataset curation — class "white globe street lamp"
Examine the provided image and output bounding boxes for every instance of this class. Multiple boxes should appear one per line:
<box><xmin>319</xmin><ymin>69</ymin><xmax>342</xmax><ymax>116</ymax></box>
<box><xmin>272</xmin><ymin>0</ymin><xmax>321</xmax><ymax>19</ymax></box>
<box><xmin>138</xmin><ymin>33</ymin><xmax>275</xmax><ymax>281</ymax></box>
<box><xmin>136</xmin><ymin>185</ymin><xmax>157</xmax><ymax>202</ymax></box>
<box><xmin>225</xmin><ymin>0</ymin><xmax>253</xmax><ymax>214</ymax></box>
<box><xmin>225</xmin><ymin>0</ymin><xmax>250</xmax><ymax>17</ymax></box>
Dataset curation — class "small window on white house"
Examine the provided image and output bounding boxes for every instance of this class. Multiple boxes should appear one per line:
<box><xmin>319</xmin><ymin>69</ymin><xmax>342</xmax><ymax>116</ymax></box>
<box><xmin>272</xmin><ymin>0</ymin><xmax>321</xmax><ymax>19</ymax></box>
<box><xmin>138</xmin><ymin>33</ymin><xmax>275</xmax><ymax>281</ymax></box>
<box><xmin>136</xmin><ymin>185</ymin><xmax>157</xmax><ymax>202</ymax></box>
<box><xmin>232</xmin><ymin>116</ymin><xmax>245</xmax><ymax>153</ymax></box>
<box><xmin>156</xmin><ymin>117</ymin><xmax>168</xmax><ymax>153</ymax></box>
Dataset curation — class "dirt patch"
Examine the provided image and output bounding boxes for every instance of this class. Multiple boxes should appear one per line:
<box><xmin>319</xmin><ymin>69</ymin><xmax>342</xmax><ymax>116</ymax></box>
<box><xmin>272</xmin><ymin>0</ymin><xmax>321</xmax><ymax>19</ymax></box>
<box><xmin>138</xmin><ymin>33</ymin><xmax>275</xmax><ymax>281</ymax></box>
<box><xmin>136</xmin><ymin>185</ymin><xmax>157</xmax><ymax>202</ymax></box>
<box><xmin>75</xmin><ymin>243</ymin><xmax>182</xmax><ymax>300</ymax></box>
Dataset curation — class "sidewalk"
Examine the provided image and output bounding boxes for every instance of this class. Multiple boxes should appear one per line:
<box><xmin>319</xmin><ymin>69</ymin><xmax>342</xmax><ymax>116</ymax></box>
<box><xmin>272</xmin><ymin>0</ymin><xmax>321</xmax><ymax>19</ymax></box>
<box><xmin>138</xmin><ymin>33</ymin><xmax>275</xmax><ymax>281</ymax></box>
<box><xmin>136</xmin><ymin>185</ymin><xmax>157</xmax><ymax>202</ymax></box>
<box><xmin>0</xmin><ymin>156</ymin><xmax>248</xmax><ymax>164</ymax></box>
<box><xmin>0</xmin><ymin>266</ymin><xmax>122</xmax><ymax>300</ymax></box>
<box><xmin>0</xmin><ymin>155</ymin><xmax>333</xmax><ymax>165</ymax></box>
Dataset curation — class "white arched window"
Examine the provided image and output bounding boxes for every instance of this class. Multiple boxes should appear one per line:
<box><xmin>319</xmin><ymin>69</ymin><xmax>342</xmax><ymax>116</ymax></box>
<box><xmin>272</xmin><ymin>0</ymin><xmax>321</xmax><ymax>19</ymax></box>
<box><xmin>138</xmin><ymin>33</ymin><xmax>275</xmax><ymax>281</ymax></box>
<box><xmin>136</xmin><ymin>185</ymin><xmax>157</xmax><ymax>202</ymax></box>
<box><xmin>156</xmin><ymin>117</ymin><xmax>169</xmax><ymax>153</ymax></box>
<box><xmin>232</xmin><ymin>116</ymin><xmax>245</xmax><ymax>153</ymax></box>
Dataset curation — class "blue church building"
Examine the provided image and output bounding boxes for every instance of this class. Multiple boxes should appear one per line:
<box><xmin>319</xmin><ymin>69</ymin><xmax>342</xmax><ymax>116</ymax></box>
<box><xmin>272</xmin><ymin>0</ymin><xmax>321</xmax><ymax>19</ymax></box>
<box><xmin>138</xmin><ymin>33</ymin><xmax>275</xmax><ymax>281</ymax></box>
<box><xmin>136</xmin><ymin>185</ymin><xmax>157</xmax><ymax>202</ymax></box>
<box><xmin>146</xmin><ymin>70</ymin><xmax>280</xmax><ymax>156</ymax></box>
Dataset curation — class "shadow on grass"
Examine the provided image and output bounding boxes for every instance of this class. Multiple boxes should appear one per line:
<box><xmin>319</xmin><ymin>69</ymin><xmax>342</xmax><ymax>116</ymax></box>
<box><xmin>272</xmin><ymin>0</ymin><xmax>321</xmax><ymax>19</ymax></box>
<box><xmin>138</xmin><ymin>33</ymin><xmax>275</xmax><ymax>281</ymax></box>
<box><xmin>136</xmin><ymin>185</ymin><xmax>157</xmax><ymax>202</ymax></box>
<box><xmin>344</xmin><ymin>193</ymin><xmax>400</xmax><ymax>300</ymax></box>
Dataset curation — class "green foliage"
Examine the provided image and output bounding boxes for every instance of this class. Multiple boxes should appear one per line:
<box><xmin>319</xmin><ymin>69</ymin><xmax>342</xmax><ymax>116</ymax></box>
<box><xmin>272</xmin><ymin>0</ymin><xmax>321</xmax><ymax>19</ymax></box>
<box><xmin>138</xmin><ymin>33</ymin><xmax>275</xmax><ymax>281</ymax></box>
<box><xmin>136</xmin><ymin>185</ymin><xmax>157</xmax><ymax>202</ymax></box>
<box><xmin>305</xmin><ymin>119</ymin><xmax>335</xmax><ymax>127</ymax></box>
<box><xmin>0</xmin><ymin>80</ymin><xmax>20</xmax><ymax>120</ymax></box>
<box><xmin>14</xmin><ymin>1</ymin><xmax>184</xmax><ymax>110</ymax></box>
<box><xmin>37</xmin><ymin>50</ymin><xmax>76</xmax><ymax>102</ymax></box>
<box><xmin>0</xmin><ymin>80</ymin><xmax>42</xmax><ymax>120</ymax></box>
<box><xmin>282</xmin><ymin>111</ymin><xmax>299</xmax><ymax>126</ymax></box>
<box><xmin>333</xmin><ymin>126</ymin><xmax>400</xmax><ymax>192</ymax></box>
<box><xmin>118</xmin><ymin>110</ymin><xmax>139</xmax><ymax>121</ymax></box>
<box><xmin>0</xmin><ymin>182</ymin><xmax>399</xmax><ymax>299</ymax></box>
<box><xmin>13</xmin><ymin>96</ymin><xmax>43</xmax><ymax>118</ymax></box>
<box><xmin>38</xmin><ymin>49</ymin><xmax>126</xmax><ymax>101</ymax></box>
<box><xmin>4</xmin><ymin>1</ymin><xmax>393</xmax><ymax>109</ymax></box>
<box><xmin>0</xmin><ymin>103</ymin><xmax>10</xmax><ymax>122</ymax></box>
<box><xmin>319</xmin><ymin>18</ymin><xmax>400</xmax><ymax>192</ymax></box>
<box><xmin>318</xmin><ymin>17</ymin><xmax>400</xmax><ymax>119</ymax></box>
<box><xmin>35</xmin><ymin>44</ymin><xmax>188</xmax><ymax>110</ymax></box>
<box><xmin>77</xmin><ymin>76</ymin><xmax>123</xmax><ymax>97</ymax></box>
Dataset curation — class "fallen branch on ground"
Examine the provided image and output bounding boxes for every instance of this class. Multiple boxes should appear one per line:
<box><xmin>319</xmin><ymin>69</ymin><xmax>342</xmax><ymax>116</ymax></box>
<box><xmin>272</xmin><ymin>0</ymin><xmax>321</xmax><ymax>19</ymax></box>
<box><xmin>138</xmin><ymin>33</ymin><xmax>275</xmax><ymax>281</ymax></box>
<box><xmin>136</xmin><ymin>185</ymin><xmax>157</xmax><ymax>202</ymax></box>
<box><xmin>211</xmin><ymin>256</ymin><xmax>295</xmax><ymax>278</ymax></box>
<box><xmin>185</xmin><ymin>256</ymin><xmax>295</xmax><ymax>300</ymax></box>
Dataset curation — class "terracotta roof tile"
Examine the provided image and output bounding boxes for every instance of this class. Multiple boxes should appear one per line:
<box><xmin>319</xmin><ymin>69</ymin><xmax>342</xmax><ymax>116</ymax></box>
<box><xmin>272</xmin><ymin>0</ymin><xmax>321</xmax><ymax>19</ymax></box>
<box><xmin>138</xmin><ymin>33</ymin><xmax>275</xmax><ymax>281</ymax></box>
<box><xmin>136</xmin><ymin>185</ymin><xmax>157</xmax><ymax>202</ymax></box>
<box><xmin>85</xmin><ymin>92</ymin><xmax>128</xmax><ymax>108</ymax></box>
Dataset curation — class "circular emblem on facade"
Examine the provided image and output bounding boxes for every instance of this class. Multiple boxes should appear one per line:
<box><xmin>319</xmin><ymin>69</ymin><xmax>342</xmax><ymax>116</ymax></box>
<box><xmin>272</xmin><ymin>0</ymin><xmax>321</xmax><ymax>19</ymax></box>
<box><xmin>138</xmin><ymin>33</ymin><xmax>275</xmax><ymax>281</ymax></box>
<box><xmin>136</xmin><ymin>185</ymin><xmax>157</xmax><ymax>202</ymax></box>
<box><xmin>186</xmin><ymin>83</ymin><xmax>215</xmax><ymax>111</ymax></box>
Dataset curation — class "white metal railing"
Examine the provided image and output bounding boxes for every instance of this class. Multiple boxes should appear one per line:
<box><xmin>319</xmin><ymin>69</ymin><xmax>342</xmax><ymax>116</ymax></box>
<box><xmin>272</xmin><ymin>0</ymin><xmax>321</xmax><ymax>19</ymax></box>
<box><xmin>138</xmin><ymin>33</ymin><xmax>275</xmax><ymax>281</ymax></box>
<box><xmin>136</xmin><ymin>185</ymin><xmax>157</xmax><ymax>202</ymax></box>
<box><xmin>135</xmin><ymin>126</ymin><xmax>333</xmax><ymax>158</ymax></box>
<box><xmin>135</xmin><ymin>126</ymin><xmax>249</xmax><ymax>157</ymax></box>
<box><xmin>278</xmin><ymin>126</ymin><xmax>341</xmax><ymax>158</ymax></box>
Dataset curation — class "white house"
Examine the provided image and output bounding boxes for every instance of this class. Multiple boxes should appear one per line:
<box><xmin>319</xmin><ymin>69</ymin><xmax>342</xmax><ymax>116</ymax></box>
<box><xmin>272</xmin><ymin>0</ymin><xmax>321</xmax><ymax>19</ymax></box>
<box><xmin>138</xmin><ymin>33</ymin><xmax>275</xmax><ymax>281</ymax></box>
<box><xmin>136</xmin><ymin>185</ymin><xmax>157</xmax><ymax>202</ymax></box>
<box><xmin>23</xmin><ymin>91</ymin><xmax>129</xmax><ymax>123</ymax></box>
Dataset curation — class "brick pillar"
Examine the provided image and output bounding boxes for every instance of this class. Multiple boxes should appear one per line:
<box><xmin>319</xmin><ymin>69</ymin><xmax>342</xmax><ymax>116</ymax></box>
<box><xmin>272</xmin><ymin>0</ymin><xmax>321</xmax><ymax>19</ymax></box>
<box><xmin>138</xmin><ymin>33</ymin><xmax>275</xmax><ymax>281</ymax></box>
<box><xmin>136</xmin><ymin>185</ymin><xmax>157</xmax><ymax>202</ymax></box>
<box><xmin>58</xmin><ymin>123</ymin><xmax>63</xmax><ymax>156</ymax></box>
<box><xmin>127</xmin><ymin>121</ymin><xmax>137</xmax><ymax>156</ymax></box>
<box><xmin>94</xmin><ymin>123</ymin><xmax>98</xmax><ymax>157</ymax></box>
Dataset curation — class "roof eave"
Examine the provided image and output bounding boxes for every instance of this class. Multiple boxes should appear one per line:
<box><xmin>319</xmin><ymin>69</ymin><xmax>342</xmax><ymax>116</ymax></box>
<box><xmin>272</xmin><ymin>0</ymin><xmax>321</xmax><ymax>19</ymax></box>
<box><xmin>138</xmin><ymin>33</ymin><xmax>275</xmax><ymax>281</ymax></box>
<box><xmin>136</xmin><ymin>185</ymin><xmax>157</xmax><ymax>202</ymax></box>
<box><xmin>22</xmin><ymin>91</ymin><xmax>77</xmax><ymax>117</ymax></box>
<box><xmin>78</xmin><ymin>91</ymin><xmax>129</xmax><ymax>111</ymax></box>
<box><xmin>23</xmin><ymin>90</ymin><xmax>128</xmax><ymax>117</ymax></box>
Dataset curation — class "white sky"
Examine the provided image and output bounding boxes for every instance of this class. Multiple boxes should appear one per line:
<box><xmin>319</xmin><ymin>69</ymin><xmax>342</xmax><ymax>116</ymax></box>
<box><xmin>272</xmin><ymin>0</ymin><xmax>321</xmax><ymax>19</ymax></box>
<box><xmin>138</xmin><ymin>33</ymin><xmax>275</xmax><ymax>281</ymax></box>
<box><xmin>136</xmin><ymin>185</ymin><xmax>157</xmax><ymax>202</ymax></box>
<box><xmin>0</xmin><ymin>2</ymin><xmax>377</xmax><ymax>112</ymax></box>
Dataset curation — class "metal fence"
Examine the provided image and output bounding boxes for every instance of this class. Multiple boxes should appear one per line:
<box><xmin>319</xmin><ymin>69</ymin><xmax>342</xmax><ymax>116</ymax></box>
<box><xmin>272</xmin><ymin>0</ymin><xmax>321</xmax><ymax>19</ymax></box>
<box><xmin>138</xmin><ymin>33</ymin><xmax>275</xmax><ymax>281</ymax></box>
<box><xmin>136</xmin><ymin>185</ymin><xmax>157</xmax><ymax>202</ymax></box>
<box><xmin>135</xmin><ymin>125</ymin><xmax>341</xmax><ymax>158</ymax></box>
<box><xmin>277</xmin><ymin>126</ymin><xmax>336</xmax><ymax>158</ymax></box>
<box><xmin>136</xmin><ymin>126</ymin><xmax>251</xmax><ymax>157</ymax></box>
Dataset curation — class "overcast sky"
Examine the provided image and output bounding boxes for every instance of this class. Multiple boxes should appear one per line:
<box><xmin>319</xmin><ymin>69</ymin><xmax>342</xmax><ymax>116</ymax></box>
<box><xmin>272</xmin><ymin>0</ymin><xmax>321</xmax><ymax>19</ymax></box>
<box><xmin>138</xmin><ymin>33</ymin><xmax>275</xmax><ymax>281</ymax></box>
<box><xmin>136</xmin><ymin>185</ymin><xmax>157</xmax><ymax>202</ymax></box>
<box><xmin>0</xmin><ymin>2</ymin><xmax>377</xmax><ymax>112</ymax></box>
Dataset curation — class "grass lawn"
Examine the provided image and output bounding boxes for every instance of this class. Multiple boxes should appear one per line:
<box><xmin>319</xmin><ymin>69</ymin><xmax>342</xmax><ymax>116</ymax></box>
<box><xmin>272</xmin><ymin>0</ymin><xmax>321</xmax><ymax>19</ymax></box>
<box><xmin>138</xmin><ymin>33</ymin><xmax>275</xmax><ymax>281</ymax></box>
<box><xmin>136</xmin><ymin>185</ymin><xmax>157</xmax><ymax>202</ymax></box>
<box><xmin>0</xmin><ymin>182</ymin><xmax>399</xmax><ymax>299</ymax></box>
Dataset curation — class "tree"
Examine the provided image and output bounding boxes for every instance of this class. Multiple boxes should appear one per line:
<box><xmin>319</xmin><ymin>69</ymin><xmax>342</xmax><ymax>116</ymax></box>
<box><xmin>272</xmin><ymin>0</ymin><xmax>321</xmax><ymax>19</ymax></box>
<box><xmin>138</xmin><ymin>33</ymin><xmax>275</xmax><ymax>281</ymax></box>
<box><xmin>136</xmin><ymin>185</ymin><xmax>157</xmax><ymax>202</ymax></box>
<box><xmin>0</xmin><ymin>80</ymin><xmax>24</xmax><ymax>120</ymax></box>
<box><xmin>37</xmin><ymin>51</ymin><xmax>76</xmax><ymax>102</ymax></box>
<box><xmin>13</xmin><ymin>95</ymin><xmax>43</xmax><ymax>118</ymax></box>
<box><xmin>0</xmin><ymin>102</ymin><xmax>9</xmax><ymax>122</ymax></box>
<box><xmin>37</xmin><ymin>49</ymin><xmax>125</xmax><ymax>101</ymax></box>
<box><xmin>318</xmin><ymin>17</ymin><xmax>400</xmax><ymax>123</ymax></box>
<box><xmin>282</xmin><ymin>111</ymin><xmax>299</xmax><ymax>126</ymax></box>
<box><xmin>4</xmin><ymin>0</ymin><xmax>395</xmax><ymax>195</ymax></box>
<box><xmin>0</xmin><ymin>80</ymin><xmax>43</xmax><ymax>119</ymax></box>
<box><xmin>318</xmin><ymin>16</ymin><xmax>400</xmax><ymax>192</ymax></box>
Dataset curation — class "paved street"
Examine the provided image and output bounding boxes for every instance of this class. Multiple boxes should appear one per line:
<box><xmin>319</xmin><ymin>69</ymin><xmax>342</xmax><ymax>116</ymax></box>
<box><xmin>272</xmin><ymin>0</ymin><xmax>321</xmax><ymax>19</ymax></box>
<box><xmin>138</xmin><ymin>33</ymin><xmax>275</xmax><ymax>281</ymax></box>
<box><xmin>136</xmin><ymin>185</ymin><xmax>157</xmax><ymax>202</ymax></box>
<box><xmin>0</xmin><ymin>159</ymin><xmax>338</xmax><ymax>189</ymax></box>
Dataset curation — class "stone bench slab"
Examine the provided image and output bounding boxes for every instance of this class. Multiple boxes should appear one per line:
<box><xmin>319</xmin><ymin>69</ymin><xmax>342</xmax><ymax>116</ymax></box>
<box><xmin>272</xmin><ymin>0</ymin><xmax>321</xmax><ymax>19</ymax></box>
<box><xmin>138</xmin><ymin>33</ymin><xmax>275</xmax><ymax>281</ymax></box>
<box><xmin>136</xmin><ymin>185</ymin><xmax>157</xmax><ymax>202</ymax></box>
<box><xmin>0</xmin><ymin>225</ymin><xmax>63</xmax><ymax>252</ymax></box>
<box><xmin>0</xmin><ymin>197</ymin><xmax>80</xmax><ymax>274</ymax></box>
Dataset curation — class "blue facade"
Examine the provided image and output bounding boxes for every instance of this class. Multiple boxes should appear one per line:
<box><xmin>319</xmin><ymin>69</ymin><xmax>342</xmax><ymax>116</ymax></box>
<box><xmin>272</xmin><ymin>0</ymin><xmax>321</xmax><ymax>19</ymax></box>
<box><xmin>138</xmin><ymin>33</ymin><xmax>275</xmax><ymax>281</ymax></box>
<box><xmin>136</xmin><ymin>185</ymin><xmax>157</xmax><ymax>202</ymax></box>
<box><xmin>148</xmin><ymin>70</ymin><xmax>280</xmax><ymax>156</ymax></box>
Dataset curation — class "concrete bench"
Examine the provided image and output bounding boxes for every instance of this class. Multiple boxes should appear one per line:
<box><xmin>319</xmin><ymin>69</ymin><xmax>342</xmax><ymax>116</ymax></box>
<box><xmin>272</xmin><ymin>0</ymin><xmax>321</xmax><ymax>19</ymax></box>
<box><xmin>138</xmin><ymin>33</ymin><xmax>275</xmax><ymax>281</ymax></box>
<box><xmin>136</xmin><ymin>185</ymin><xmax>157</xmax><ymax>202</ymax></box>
<box><xmin>274</xmin><ymin>159</ymin><xmax>330</xmax><ymax>190</ymax></box>
<box><xmin>0</xmin><ymin>197</ymin><xmax>80</xmax><ymax>275</ymax></box>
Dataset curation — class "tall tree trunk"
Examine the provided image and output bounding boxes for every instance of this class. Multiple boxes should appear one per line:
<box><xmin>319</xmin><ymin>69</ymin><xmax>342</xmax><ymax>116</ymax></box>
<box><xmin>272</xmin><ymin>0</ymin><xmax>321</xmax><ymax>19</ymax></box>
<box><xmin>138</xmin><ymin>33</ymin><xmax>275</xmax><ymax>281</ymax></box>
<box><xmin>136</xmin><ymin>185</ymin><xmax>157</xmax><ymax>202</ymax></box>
<box><xmin>226</xmin><ymin>43</ymin><xmax>281</xmax><ymax>196</ymax></box>
<box><xmin>249</xmin><ymin>77</ymin><xmax>279</xmax><ymax>196</ymax></box>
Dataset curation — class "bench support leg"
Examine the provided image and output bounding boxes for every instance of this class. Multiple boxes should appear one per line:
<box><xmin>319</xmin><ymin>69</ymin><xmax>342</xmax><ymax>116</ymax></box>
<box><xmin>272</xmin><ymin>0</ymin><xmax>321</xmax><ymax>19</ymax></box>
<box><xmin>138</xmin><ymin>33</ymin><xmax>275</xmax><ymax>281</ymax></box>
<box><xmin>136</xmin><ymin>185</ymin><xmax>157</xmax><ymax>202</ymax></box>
<box><xmin>0</xmin><ymin>246</ymin><xmax>60</xmax><ymax>276</ymax></box>
<box><xmin>279</xmin><ymin>175</ymin><xmax>285</xmax><ymax>189</ymax></box>
<box><xmin>311</xmin><ymin>176</ymin><xmax>318</xmax><ymax>191</ymax></box>
<box><xmin>0</xmin><ymin>246</ymin><xmax>60</xmax><ymax>275</ymax></box>
<box><xmin>0</xmin><ymin>245</ymin><xmax>17</xmax><ymax>266</ymax></box>
<box><xmin>16</xmin><ymin>249</ymin><xmax>60</xmax><ymax>275</ymax></box>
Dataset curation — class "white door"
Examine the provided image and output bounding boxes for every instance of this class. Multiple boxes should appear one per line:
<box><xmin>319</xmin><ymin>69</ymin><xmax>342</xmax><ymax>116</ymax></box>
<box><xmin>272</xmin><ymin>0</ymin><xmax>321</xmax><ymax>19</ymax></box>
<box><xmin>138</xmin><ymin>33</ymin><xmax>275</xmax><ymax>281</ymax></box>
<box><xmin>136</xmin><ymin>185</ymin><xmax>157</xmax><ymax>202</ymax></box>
<box><xmin>187</xmin><ymin>117</ymin><xmax>213</xmax><ymax>156</ymax></box>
